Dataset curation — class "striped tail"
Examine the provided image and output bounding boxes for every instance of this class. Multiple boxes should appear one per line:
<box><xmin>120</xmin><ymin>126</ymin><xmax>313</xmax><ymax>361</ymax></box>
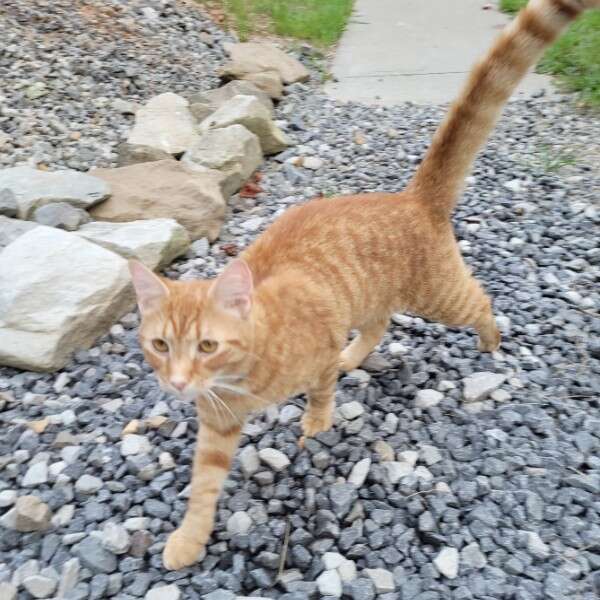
<box><xmin>407</xmin><ymin>0</ymin><xmax>594</xmax><ymax>219</ymax></box>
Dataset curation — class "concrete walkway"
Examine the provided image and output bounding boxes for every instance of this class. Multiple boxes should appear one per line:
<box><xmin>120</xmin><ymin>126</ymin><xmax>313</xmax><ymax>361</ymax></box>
<box><xmin>324</xmin><ymin>0</ymin><xmax>555</xmax><ymax>105</ymax></box>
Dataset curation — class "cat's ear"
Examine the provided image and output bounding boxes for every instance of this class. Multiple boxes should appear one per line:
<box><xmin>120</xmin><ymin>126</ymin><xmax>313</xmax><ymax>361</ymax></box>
<box><xmin>128</xmin><ymin>260</ymin><xmax>169</xmax><ymax>314</ymax></box>
<box><xmin>210</xmin><ymin>259</ymin><xmax>253</xmax><ymax>319</ymax></box>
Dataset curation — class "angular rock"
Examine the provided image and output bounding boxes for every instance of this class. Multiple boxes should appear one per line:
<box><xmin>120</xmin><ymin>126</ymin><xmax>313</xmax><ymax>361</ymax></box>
<box><xmin>526</xmin><ymin>531</ymin><xmax>550</xmax><ymax>559</ymax></box>
<box><xmin>145</xmin><ymin>584</ymin><xmax>180</xmax><ymax>600</ymax></box>
<box><xmin>242</xmin><ymin>70</ymin><xmax>284</xmax><ymax>100</ymax></box>
<box><xmin>316</xmin><ymin>569</ymin><xmax>342</xmax><ymax>598</ymax></box>
<box><xmin>222</xmin><ymin>42</ymin><xmax>310</xmax><ymax>84</ymax></box>
<box><xmin>73</xmin><ymin>537</ymin><xmax>117</xmax><ymax>574</ymax></box>
<box><xmin>348</xmin><ymin>458</ymin><xmax>371</xmax><ymax>487</ymax></box>
<box><xmin>33</xmin><ymin>202</ymin><xmax>90</xmax><ymax>231</ymax></box>
<box><xmin>200</xmin><ymin>95</ymin><xmax>289</xmax><ymax>155</ymax></box>
<box><xmin>0</xmin><ymin>166</ymin><xmax>110</xmax><ymax>219</ymax></box>
<box><xmin>121</xmin><ymin>434</ymin><xmax>152</xmax><ymax>457</ymax></box>
<box><xmin>13</xmin><ymin>496</ymin><xmax>51</xmax><ymax>532</ymax></box>
<box><xmin>23</xmin><ymin>575</ymin><xmax>57</xmax><ymax>599</ymax></box>
<box><xmin>116</xmin><ymin>143</ymin><xmax>174</xmax><ymax>167</ymax></box>
<box><xmin>463</xmin><ymin>372</ymin><xmax>507</xmax><ymax>402</ymax></box>
<box><xmin>190</xmin><ymin>80</ymin><xmax>274</xmax><ymax>114</ymax></box>
<box><xmin>22</xmin><ymin>462</ymin><xmax>48</xmax><ymax>487</ymax></box>
<box><xmin>434</xmin><ymin>546</ymin><xmax>459</xmax><ymax>579</ymax></box>
<box><xmin>0</xmin><ymin>215</ymin><xmax>37</xmax><ymax>249</ymax></box>
<box><xmin>258</xmin><ymin>448</ymin><xmax>290</xmax><ymax>471</ymax></box>
<box><xmin>76</xmin><ymin>219</ymin><xmax>190</xmax><ymax>270</ymax></box>
<box><xmin>127</xmin><ymin>92</ymin><xmax>200</xmax><ymax>155</ymax></box>
<box><xmin>57</xmin><ymin>558</ymin><xmax>80</xmax><ymax>598</ymax></box>
<box><xmin>365</xmin><ymin>568</ymin><xmax>395</xmax><ymax>593</ymax></box>
<box><xmin>89</xmin><ymin>161</ymin><xmax>225</xmax><ymax>241</ymax></box>
<box><xmin>0</xmin><ymin>583</ymin><xmax>16</xmax><ymax>600</ymax></box>
<box><xmin>0</xmin><ymin>227</ymin><xmax>133</xmax><ymax>371</ymax></box>
<box><xmin>227</xmin><ymin>511</ymin><xmax>252</xmax><ymax>536</ymax></box>
<box><xmin>329</xmin><ymin>483</ymin><xmax>357</xmax><ymax>519</ymax></box>
<box><xmin>238</xmin><ymin>445</ymin><xmax>260</xmax><ymax>477</ymax></box>
<box><xmin>0</xmin><ymin>188</ymin><xmax>18</xmax><ymax>217</ymax></box>
<box><xmin>383</xmin><ymin>461</ymin><xmax>414</xmax><ymax>484</ymax></box>
<box><xmin>102</xmin><ymin>521</ymin><xmax>130</xmax><ymax>554</ymax></box>
<box><xmin>415</xmin><ymin>389</ymin><xmax>443</xmax><ymax>408</ymax></box>
<box><xmin>460</xmin><ymin>542</ymin><xmax>487</xmax><ymax>569</ymax></box>
<box><xmin>182</xmin><ymin>125</ymin><xmax>263</xmax><ymax>197</ymax></box>
<box><xmin>339</xmin><ymin>401</ymin><xmax>364</xmax><ymax>420</ymax></box>
<box><xmin>0</xmin><ymin>490</ymin><xmax>17</xmax><ymax>507</ymax></box>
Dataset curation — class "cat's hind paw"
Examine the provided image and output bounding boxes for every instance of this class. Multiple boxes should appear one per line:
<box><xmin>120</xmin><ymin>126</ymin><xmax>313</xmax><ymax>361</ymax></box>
<box><xmin>301</xmin><ymin>410</ymin><xmax>333</xmax><ymax>440</ymax></box>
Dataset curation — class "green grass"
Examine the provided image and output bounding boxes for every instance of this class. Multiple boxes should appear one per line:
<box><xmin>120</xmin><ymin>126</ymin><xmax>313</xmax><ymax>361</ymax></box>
<box><xmin>218</xmin><ymin>0</ymin><xmax>353</xmax><ymax>45</ymax></box>
<box><xmin>499</xmin><ymin>0</ymin><xmax>600</xmax><ymax>106</ymax></box>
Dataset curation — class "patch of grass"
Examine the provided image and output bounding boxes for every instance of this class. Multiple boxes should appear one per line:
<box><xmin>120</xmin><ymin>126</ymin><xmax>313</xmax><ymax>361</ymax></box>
<box><xmin>208</xmin><ymin>0</ymin><xmax>353</xmax><ymax>45</ymax></box>
<box><xmin>499</xmin><ymin>1</ymin><xmax>600</xmax><ymax>106</ymax></box>
<box><xmin>534</xmin><ymin>143</ymin><xmax>578</xmax><ymax>173</ymax></box>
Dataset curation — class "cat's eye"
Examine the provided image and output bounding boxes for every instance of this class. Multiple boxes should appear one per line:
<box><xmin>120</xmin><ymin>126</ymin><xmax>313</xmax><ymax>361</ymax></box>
<box><xmin>198</xmin><ymin>339</ymin><xmax>218</xmax><ymax>353</ymax></box>
<box><xmin>152</xmin><ymin>338</ymin><xmax>169</xmax><ymax>353</ymax></box>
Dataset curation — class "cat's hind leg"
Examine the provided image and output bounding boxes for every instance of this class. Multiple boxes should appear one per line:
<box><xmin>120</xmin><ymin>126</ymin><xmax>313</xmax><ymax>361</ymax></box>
<box><xmin>339</xmin><ymin>315</ymin><xmax>389</xmax><ymax>372</ymax></box>
<box><xmin>423</xmin><ymin>273</ymin><xmax>500</xmax><ymax>352</ymax></box>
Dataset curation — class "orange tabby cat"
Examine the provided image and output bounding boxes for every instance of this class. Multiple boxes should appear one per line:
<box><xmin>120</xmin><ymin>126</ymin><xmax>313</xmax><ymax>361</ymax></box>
<box><xmin>129</xmin><ymin>0</ymin><xmax>599</xmax><ymax>570</ymax></box>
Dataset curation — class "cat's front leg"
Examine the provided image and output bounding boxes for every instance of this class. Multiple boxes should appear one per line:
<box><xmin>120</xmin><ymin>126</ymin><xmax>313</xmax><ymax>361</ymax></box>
<box><xmin>163</xmin><ymin>421</ymin><xmax>242</xmax><ymax>570</ymax></box>
<box><xmin>300</xmin><ymin>364</ymin><xmax>338</xmax><ymax>444</ymax></box>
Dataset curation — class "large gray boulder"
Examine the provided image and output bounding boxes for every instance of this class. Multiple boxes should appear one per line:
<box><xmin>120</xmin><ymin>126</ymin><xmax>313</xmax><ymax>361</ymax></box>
<box><xmin>127</xmin><ymin>92</ymin><xmax>200</xmax><ymax>155</ymax></box>
<box><xmin>33</xmin><ymin>202</ymin><xmax>90</xmax><ymax>231</ymax></box>
<box><xmin>89</xmin><ymin>160</ymin><xmax>225</xmax><ymax>241</ymax></box>
<box><xmin>182</xmin><ymin>125</ymin><xmax>263</xmax><ymax>197</ymax></box>
<box><xmin>0</xmin><ymin>227</ymin><xmax>133</xmax><ymax>371</ymax></box>
<box><xmin>200</xmin><ymin>95</ymin><xmax>289</xmax><ymax>155</ymax></box>
<box><xmin>0</xmin><ymin>166</ymin><xmax>110</xmax><ymax>219</ymax></box>
<box><xmin>76</xmin><ymin>219</ymin><xmax>190</xmax><ymax>270</ymax></box>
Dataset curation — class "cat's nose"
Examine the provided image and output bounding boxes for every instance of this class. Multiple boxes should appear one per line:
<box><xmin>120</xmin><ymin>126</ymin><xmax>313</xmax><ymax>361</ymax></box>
<box><xmin>170</xmin><ymin>379</ymin><xmax>187</xmax><ymax>392</ymax></box>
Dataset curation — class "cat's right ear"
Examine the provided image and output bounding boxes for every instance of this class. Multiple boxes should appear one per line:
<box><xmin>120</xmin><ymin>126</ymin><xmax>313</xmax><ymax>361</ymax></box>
<box><xmin>128</xmin><ymin>260</ymin><xmax>169</xmax><ymax>314</ymax></box>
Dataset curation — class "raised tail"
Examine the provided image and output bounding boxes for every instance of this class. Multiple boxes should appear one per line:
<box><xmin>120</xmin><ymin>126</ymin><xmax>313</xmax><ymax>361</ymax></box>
<box><xmin>407</xmin><ymin>0</ymin><xmax>595</xmax><ymax>219</ymax></box>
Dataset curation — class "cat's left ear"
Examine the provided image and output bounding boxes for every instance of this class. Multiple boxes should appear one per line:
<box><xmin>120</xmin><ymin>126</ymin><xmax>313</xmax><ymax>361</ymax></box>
<box><xmin>128</xmin><ymin>260</ymin><xmax>169</xmax><ymax>314</ymax></box>
<box><xmin>210</xmin><ymin>259</ymin><xmax>253</xmax><ymax>319</ymax></box>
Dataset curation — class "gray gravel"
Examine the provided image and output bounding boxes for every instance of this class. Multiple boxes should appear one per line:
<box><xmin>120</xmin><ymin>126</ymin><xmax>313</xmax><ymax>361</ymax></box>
<box><xmin>2</xmin><ymin>1</ymin><xmax>600</xmax><ymax>599</ymax></box>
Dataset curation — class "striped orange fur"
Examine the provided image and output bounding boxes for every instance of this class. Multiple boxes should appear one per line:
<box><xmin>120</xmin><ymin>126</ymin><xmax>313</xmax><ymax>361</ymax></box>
<box><xmin>128</xmin><ymin>0</ymin><xmax>598</xmax><ymax>570</ymax></box>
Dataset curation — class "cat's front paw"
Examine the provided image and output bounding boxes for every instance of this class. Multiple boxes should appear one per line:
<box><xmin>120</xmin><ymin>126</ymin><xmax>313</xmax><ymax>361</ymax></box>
<box><xmin>301</xmin><ymin>410</ymin><xmax>333</xmax><ymax>440</ymax></box>
<box><xmin>163</xmin><ymin>528</ymin><xmax>205</xmax><ymax>570</ymax></box>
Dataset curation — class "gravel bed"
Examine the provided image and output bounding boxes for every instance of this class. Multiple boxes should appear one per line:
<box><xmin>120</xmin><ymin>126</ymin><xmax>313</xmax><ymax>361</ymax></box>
<box><xmin>1</xmin><ymin>1</ymin><xmax>600</xmax><ymax>599</ymax></box>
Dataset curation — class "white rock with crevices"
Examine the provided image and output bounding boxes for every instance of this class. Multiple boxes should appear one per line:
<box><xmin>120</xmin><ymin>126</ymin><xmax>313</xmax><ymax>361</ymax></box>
<box><xmin>145</xmin><ymin>584</ymin><xmax>181</xmax><ymax>600</ymax></box>
<box><xmin>128</xmin><ymin>92</ymin><xmax>199</xmax><ymax>155</ymax></box>
<box><xmin>316</xmin><ymin>569</ymin><xmax>342</xmax><ymax>598</ymax></box>
<box><xmin>383</xmin><ymin>461</ymin><xmax>414</xmax><ymax>484</ymax></box>
<box><xmin>365</xmin><ymin>568</ymin><xmax>395</xmax><ymax>593</ymax></box>
<box><xmin>182</xmin><ymin>124</ymin><xmax>263</xmax><ymax>198</ymax></box>
<box><xmin>434</xmin><ymin>546</ymin><xmax>459</xmax><ymax>579</ymax></box>
<box><xmin>0</xmin><ymin>227</ymin><xmax>133</xmax><ymax>372</ymax></box>
<box><xmin>238</xmin><ymin>445</ymin><xmax>260</xmax><ymax>477</ymax></box>
<box><xmin>76</xmin><ymin>219</ymin><xmax>190</xmax><ymax>270</ymax></box>
<box><xmin>75</xmin><ymin>474</ymin><xmax>103</xmax><ymax>494</ymax></box>
<box><xmin>258</xmin><ymin>448</ymin><xmax>290</xmax><ymax>472</ymax></box>
<box><xmin>200</xmin><ymin>95</ymin><xmax>289</xmax><ymax>155</ymax></box>
<box><xmin>0</xmin><ymin>166</ymin><xmax>110</xmax><ymax>219</ymax></box>
<box><xmin>339</xmin><ymin>401</ymin><xmax>364</xmax><ymax>420</ymax></box>
<box><xmin>102</xmin><ymin>521</ymin><xmax>130</xmax><ymax>554</ymax></box>
<box><xmin>23</xmin><ymin>574</ymin><xmax>57</xmax><ymax>599</ymax></box>
<box><xmin>415</xmin><ymin>389</ymin><xmax>443</xmax><ymax>408</ymax></box>
<box><xmin>120</xmin><ymin>434</ymin><xmax>152</xmax><ymax>457</ymax></box>
<box><xmin>348</xmin><ymin>458</ymin><xmax>371</xmax><ymax>487</ymax></box>
<box><xmin>226</xmin><ymin>511</ymin><xmax>252</xmax><ymax>536</ymax></box>
<box><xmin>463</xmin><ymin>372</ymin><xmax>507</xmax><ymax>402</ymax></box>
<box><xmin>22</xmin><ymin>462</ymin><xmax>48</xmax><ymax>487</ymax></box>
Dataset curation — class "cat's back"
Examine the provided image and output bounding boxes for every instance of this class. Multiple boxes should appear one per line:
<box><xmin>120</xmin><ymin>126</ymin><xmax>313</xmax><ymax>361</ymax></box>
<box><xmin>243</xmin><ymin>191</ymin><xmax>442</xmax><ymax>281</ymax></box>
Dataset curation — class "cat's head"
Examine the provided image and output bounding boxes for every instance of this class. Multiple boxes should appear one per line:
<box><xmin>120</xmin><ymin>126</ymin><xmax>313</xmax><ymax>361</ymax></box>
<box><xmin>128</xmin><ymin>259</ymin><xmax>255</xmax><ymax>401</ymax></box>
